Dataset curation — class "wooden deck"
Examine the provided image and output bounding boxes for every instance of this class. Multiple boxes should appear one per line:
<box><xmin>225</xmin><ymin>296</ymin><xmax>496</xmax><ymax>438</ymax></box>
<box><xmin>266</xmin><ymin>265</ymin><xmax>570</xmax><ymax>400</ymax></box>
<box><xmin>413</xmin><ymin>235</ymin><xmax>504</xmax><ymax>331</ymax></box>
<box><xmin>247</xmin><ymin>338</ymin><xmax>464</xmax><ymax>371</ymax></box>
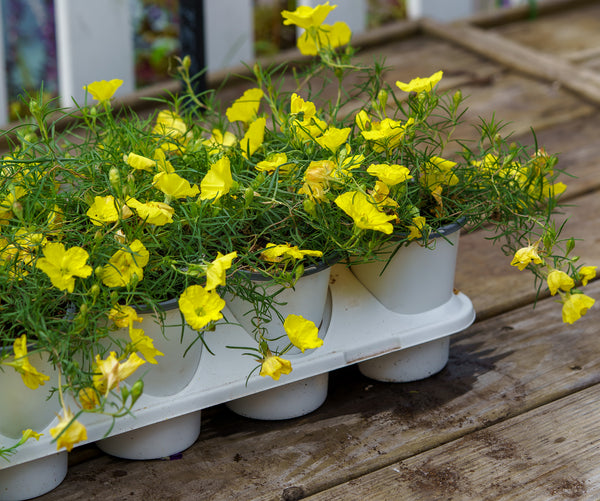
<box><xmin>37</xmin><ymin>1</ymin><xmax>600</xmax><ymax>499</ymax></box>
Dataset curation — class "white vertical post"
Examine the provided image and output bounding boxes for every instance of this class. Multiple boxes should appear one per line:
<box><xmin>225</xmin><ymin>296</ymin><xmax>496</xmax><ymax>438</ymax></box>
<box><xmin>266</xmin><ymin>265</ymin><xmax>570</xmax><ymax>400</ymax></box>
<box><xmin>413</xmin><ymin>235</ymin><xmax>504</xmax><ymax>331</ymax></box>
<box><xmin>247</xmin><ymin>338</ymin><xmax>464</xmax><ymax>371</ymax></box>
<box><xmin>406</xmin><ymin>0</ymin><xmax>479</xmax><ymax>21</ymax></box>
<box><xmin>55</xmin><ymin>0</ymin><xmax>135</xmax><ymax>107</ymax></box>
<box><xmin>204</xmin><ymin>0</ymin><xmax>254</xmax><ymax>73</ymax></box>
<box><xmin>0</xmin><ymin>0</ymin><xmax>9</xmax><ymax>124</ymax></box>
<box><xmin>298</xmin><ymin>0</ymin><xmax>368</xmax><ymax>36</ymax></box>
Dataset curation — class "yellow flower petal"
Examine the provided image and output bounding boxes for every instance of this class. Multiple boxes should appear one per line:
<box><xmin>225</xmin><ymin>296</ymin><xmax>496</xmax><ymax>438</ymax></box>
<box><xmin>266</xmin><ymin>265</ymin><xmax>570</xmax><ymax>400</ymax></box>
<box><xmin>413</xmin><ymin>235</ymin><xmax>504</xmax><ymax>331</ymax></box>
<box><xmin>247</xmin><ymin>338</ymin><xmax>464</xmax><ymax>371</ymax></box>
<box><xmin>284</xmin><ymin>314</ymin><xmax>323</xmax><ymax>352</ymax></box>
<box><xmin>562</xmin><ymin>294</ymin><xmax>595</xmax><ymax>324</ymax></box>
<box><xmin>36</xmin><ymin>242</ymin><xmax>92</xmax><ymax>293</ymax></box>
<box><xmin>510</xmin><ymin>245</ymin><xmax>544</xmax><ymax>271</ymax></box>
<box><xmin>226</xmin><ymin>88</ymin><xmax>263</xmax><ymax>124</ymax></box>
<box><xmin>83</xmin><ymin>79</ymin><xmax>123</xmax><ymax>103</ymax></box>
<box><xmin>335</xmin><ymin>191</ymin><xmax>395</xmax><ymax>234</ymax></box>
<box><xmin>179</xmin><ymin>285</ymin><xmax>226</xmax><ymax>331</ymax></box>
<box><xmin>200</xmin><ymin>157</ymin><xmax>233</xmax><ymax>202</ymax></box>
<box><xmin>396</xmin><ymin>70</ymin><xmax>443</xmax><ymax>94</ymax></box>
<box><xmin>547</xmin><ymin>270</ymin><xmax>575</xmax><ymax>296</ymax></box>
<box><xmin>260</xmin><ymin>356</ymin><xmax>292</xmax><ymax>380</ymax></box>
<box><xmin>205</xmin><ymin>251</ymin><xmax>237</xmax><ymax>291</ymax></box>
<box><xmin>50</xmin><ymin>408</ymin><xmax>87</xmax><ymax>452</ymax></box>
<box><xmin>282</xmin><ymin>2</ymin><xmax>335</xmax><ymax>29</ymax></box>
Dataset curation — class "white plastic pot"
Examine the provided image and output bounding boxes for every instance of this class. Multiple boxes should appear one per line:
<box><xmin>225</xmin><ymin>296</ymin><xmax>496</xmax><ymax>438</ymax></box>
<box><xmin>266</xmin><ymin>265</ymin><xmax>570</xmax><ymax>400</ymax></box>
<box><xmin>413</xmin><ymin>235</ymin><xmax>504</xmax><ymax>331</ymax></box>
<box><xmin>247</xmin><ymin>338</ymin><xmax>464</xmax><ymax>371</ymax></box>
<box><xmin>358</xmin><ymin>336</ymin><xmax>450</xmax><ymax>382</ymax></box>
<box><xmin>102</xmin><ymin>299</ymin><xmax>202</xmax><ymax>397</ymax></box>
<box><xmin>0</xmin><ymin>452</ymin><xmax>68</xmax><ymax>501</ymax></box>
<box><xmin>96</xmin><ymin>300</ymin><xmax>203</xmax><ymax>459</ymax></box>
<box><xmin>226</xmin><ymin>373</ymin><xmax>328</xmax><ymax>420</ymax></box>
<box><xmin>350</xmin><ymin>221</ymin><xmax>462</xmax><ymax>314</ymax></box>
<box><xmin>0</xmin><ymin>350</ymin><xmax>60</xmax><ymax>439</ymax></box>
<box><xmin>95</xmin><ymin>410</ymin><xmax>201</xmax><ymax>460</ymax></box>
<box><xmin>226</xmin><ymin>264</ymin><xmax>332</xmax><ymax>355</ymax></box>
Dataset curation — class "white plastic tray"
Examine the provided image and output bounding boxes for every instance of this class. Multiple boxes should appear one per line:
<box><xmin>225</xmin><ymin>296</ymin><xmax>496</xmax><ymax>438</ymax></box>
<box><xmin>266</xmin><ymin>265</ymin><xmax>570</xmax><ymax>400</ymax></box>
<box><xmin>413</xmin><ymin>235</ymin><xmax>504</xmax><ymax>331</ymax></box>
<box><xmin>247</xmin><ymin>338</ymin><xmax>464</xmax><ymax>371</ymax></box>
<box><xmin>1</xmin><ymin>264</ymin><xmax>475</xmax><ymax>469</ymax></box>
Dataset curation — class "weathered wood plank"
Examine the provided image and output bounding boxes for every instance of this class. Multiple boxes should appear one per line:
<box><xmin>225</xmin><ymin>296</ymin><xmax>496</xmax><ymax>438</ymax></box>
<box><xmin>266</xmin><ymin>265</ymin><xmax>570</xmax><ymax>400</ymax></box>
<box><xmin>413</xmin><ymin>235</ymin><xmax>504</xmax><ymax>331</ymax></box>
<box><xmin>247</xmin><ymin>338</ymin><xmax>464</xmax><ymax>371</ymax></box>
<box><xmin>493</xmin><ymin>2</ymin><xmax>600</xmax><ymax>58</ymax></box>
<box><xmin>304</xmin><ymin>383</ymin><xmax>600</xmax><ymax>500</ymax></box>
<box><xmin>420</xmin><ymin>17</ymin><xmax>600</xmax><ymax>105</ymax></box>
<box><xmin>39</xmin><ymin>280</ymin><xmax>600</xmax><ymax>500</ymax></box>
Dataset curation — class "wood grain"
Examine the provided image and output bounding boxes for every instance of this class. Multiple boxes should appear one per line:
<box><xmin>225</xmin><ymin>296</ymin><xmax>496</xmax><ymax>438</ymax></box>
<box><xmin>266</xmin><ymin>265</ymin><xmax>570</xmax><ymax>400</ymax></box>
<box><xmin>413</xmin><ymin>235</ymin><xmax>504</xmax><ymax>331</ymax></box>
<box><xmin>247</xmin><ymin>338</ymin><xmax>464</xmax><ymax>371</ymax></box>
<box><xmin>304</xmin><ymin>383</ymin><xmax>600</xmax><ymax>500</ymax></box>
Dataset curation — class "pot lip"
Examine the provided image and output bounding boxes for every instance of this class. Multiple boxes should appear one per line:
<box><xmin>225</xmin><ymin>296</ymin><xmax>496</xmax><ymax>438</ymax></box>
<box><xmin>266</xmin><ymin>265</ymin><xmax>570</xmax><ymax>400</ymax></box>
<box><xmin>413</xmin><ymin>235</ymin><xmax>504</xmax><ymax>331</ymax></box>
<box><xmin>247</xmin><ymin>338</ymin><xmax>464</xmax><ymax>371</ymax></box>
<box><xmin>390</xmin><ymin>216</ymin><xmax>466</xmax><ymax>242</ymax></box>
<box><xmin>134</xmin><ymin>297</ymin><xmax>180</xmax><ymax>315</ymax></box>
<box><xmin>428</xmin><ymin>216</ymin><xmax>467</xmax><ymax>239</ymax></box>
<box><xmin>232</xmin><ymin>253</ymin><xmax>340</xmax><ymax>283</ymax></box>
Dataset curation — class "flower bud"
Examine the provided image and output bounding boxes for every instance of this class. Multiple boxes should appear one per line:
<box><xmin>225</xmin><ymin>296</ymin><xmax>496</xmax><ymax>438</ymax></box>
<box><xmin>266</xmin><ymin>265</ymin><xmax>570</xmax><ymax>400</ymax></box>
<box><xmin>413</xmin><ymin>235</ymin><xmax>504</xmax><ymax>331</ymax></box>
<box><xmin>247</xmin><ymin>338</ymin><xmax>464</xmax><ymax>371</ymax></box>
<box><xmin>89</xmin><ymin>284</ymin><xmax>101</xmax><ymax>299</ymax></box>
<box><xmin>244</xmin><ymin>186</ymin><xmax>254</xmax><ymax>208</ymax></box>
<box><xmin>29</xmin><ymin>99</ymin><xmax>41</xmax><ymax>116</ymax></box>
<box><xmin>109</xmin><ymin>167</ymin><xmax>121</xmax><ymax>191</ymax></box>
<box><xmin>303</xmin><ymin>198</ymin><xmax>316</xmax><ymax>217</ymax></box>
<box><xmin>182</xmin><ymin>55</ymin><xmax>191</xmax><ymax>72</ymax></box>
<box><xmin>294</xmin><ymin>263</ymin><xmax>305</xmax><ymax>282</ymax></box>
<box><xmin>377</xmin><ymin>89</ymin><xmax>388</xmax><ymax>111</ymax></box>
<box><xmin>130</xmin><ymin>380</ymin><xmax>144</xmax><ymax>405</ymax></box>
<box><xmin>453</xmin><ymin>90</ymin><xmax>462</xmax><ymax>108</ymax></box>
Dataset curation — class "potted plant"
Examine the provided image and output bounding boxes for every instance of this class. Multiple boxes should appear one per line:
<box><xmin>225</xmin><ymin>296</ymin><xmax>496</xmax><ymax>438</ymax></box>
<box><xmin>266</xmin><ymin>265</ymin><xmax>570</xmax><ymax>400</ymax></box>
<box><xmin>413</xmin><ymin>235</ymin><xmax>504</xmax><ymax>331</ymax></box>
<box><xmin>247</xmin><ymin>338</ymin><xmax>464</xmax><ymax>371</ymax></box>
<box><xmin>168</xmin><ymin>0</ymin><xmax>597</xmax><ymax>384</ymax></box>
<box><xmin>0</xmin><ymin>1</ymin><xmax>597</xmax><ymax>492</ymax></box>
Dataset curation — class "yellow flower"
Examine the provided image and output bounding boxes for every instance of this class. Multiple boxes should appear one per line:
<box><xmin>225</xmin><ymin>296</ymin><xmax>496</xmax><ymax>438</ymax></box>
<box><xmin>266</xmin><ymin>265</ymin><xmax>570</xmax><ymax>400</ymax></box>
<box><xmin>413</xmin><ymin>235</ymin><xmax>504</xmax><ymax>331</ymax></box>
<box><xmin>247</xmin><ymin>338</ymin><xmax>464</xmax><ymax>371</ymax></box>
<box><xmin>125</xmin><ymin>152</ymin><xmax>156</xmax><ymax>172</ymax></box>
<box><xmin>396</xmin><ymin>70</ymin><xmax>443</xmax><ymax>93</ymax></box>
<box><xmin>422</xmin><ymin>156</ymin><xmax>459</xmax><ymax>190</ymax></box>
<box><xmin>78</xmin><ymin>387</ymin><xmax>100</xmax><ymax>410</ymax></box>
<box><xmin>153</xmin><ymin>110</ymin><xmax>188</xmax><ymax>141</ymax></box>
<box><xmin>547</xmin><ymin>270</ymin><xmax>575</xmax><ymax>296</ymax></box>
<box><xmin>86</xmin><ymin>195</ymin><xmax>128</xmax><ymax>226</ymax></box>
<box><xmin>367</xmin><ymin>163</ymin><xmax>412</xmax><ymax>186</ymax></box>
<box><xmin>19</xmin><ymin>429</ymin><xmax>43</xmax><ymax>444</ymax></box>
<box><xmin>297</xmin><ymin>22</ymin><xmax>352</xmax><ymax>56</ymax></box>
<box><xmin>315</xmin><ymin>126</ymin><xmax>351</xmax><ymax>153</ymax></box>
<box><xmin>361</xmin><ymin>117</ymin><xmax>413</xmax><ymax>153</ymax></box>
<box><xmin>290</xmin><ymin>93</ymin><xmax>316</xmax><ymax>120</ymax></box>
<box><xmin>284</xmin><ymin>314</ymin><xmax>323</xmax><ymax>352</ymax></box>
<box><xmin>334</xmin><ymin>191</ymin><xmax>395</xmax><ymax>234</ymax></box>
<box><xmin>204</xmin><ymin>129</ymin><xmax>238</xmax><ymax>151</ymax></box>
<box><xmin>109</xmin><ymin>304</ymin><xmax>143</xmax><ymax>328</ymax></box>
<box><xmin>100</xmin><ymin>239</ymin><xmax>149</xmax><ymax>288</ymax></box>
<box><xmin>153</xmin><ymin>172</ymin><xmax>200</xmax><ymax>199</ymax></box>
<box><xmin>561</xmin><ymin>293</ymin><xmax>595</xmax><ymax>324</ymax></box>
<box><xmin>205</xmin><ymin>251</ymin><xmax>237</xmax><ymax>291</ymax></box>
<box><xmin>50</xmin><ymin>408</ymin><xmax>87</xmax><ymax>452</ymax></box>
<box><xmin>93</xmin><ymin>351</ymin><xmax>146</xmax><ymax>394</ymax></box>
<box><xmin>578</xmin><ymin>266</ymin><xmax>597</xmax><ymax>286</ymax></box>
<box><xmin>260</xmin><ymin>243</ymin><xmax>323</xmax><ymax>263</ymax></box>
<box><xmin>292</xmin><ymin>115</ymin><xmax>328</xmax><ymax>143</ymax></box>
<box><xmin>179</xmin><ymin>285</ymin><xmax>226</xmax><ymax>331</ymax></box>
<box><xmin>370</xmin><ymin>181</ymin><xmax>398</xmax><ymax>208</ymax></box>
<box><xmin>200</xmin><ymin>157</ymin><xmax>233</xmax><ymax>202</ymax></box>
<box><xmin>407</xmin><ymin>216</ymin><xmax>427</xmax><ymax>240</ymax></box>
<box><xmin>226</xmin><ymin>88</ymin><xmax>264</xmax><ymax>124</ymax></box>
<box><xmin>129</xmin><ymin>325</ymin><xmax>164</xmax><ymax>365</ymax></box>
<box><xmin>0</xmin><ymin>185</ymin><xmax>27</xmax><ymax>223</ymax></box>
<box><xmin>83</xmin><ymin>79</ymin><xmax>123</xmax><ymax>103</ymax></box>
<box><xmin>154</xmin><ymin>148</ymin><xmax>175</xmax><ymax>173</ymax></box>
<box><xmin>240</xmin><ymin>117</ymin><xmax>267</xmax><ymax>158</ymax></box>
<box><xmin>36</xmin><ymin>242</ymin><xmax>93</xmax><ymax>293</ymax></box>
<box><xmin>256</xmin><ymin>153</ymin><xmax>291</xmax><ymax>174</ymax></box>
<box><xmin>260</xmin><ymin>356</ymin><xmax>293</xmax><ymax>381</ymax></box>
<box><xmin>281</xmin><ymin>2</ymin><xmax>335</xmax><ymax>29</ymax></box>
<box><xmin>510</xmin><ymin>244</ymin><xmax>544</xmax><ymax>271</ymax></box>
<box><xmin>3</xmin><ymin>335</ymin><xmax>50</xmax><ymax>390</ymax></box>
<box><xmin>355</xmin><ymin>109</ymin><xmax>371</xmax><ymax>131</ymax></box>
<box><xmin>126</xmin><ymin>197</ymin><xmax>174</xmax><ymax>225</ymax></box>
